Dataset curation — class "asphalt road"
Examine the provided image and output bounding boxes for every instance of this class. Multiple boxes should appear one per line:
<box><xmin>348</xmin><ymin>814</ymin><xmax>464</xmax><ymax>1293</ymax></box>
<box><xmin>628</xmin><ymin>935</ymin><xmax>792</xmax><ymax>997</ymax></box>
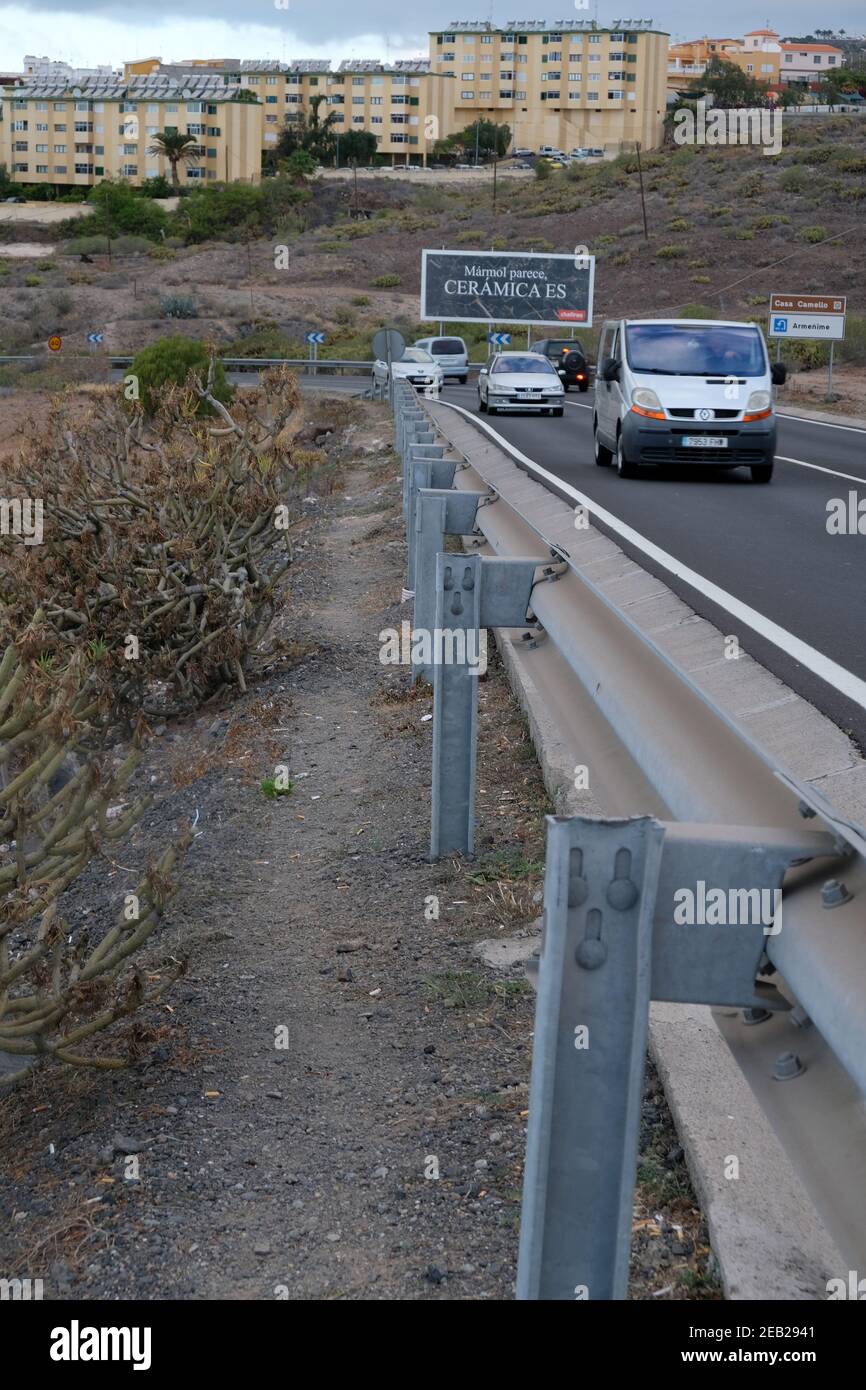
<box><xmin>435</xmin><ymin>380</ymin><xmax>866</xmax><ymax>751</ymax></box>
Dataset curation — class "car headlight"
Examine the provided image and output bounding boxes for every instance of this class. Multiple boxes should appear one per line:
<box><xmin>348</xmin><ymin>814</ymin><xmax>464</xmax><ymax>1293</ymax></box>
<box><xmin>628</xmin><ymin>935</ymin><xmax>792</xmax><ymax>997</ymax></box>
<box><xmin>543</xmin><ymin>387</ymin><xmax>562</xmax><ymax>395</ymax></box>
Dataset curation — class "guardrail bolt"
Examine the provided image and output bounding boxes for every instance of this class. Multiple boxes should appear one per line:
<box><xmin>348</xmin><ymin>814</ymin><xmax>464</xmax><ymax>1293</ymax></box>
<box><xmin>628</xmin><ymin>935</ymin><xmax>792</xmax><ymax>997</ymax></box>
<box><xmin>773</xmin><ymin>1050</ymin><xmax>805</xmax><ymax>1081</ymax></box>
<box><xmin>741</xmin><ymin>1006</ymin><xmax>772</xmax><ymax>1026</ymax></box>
<box><xmin>797</xmin><ymin>800</ymin><xmax>817</xmax><ymax>819</ymax></box>
<box><xmin>821</xmin><ymin>878</ymin><xmax>852</xmax><ymax>909</ymax></box>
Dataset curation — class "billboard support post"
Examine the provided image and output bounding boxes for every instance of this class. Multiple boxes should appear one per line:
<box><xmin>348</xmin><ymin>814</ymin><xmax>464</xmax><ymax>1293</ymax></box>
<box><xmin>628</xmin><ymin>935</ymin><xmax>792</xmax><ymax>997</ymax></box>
<box><xmin>827</xmin><ymin>341</ymin><xmax>835</xmax><ymax>401</ymax></box>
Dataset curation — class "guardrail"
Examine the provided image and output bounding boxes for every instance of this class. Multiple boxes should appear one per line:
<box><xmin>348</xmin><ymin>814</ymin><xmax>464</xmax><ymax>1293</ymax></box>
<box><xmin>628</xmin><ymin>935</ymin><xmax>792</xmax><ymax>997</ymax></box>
<box><xmin>389</xmin><ymin>379</ymin><xmax>866</xmax><ymax>1300</ymax></box>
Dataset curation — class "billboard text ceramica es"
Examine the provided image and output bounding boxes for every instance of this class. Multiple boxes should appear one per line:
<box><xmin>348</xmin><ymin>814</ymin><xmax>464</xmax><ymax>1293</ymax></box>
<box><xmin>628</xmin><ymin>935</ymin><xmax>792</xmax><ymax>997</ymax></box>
<box><xmin>420</xmin><ymin>250</ymin><xmax>595</xmax><ymax>328</ymax></box>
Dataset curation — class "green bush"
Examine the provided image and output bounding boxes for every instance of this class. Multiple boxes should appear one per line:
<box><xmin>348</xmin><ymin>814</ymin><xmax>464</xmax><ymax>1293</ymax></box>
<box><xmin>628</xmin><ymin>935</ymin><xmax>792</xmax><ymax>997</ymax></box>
<box><xmin>677</xmin><ymin>303</ymin><xmax>716</xmax><ymax>319</ymax></box>
<box><xmin>655</xmin><ymin>244</ymin><xmax>686</xmax><ymax>260</ymax></box>
<box><xmin>668</xmin><ymin>218</ymin><xmax>691</xmax><ymax>232</ymax></box>
<box><xmin>24</xmin><ymin>275</ymin><xmax>41</xmax><ymax>287</ymax></box>
<box><xmin>779</xmin><ymin>166</ymin><xmax>812</xmax><ymax>194</ymax></box>
<box><xmin>160</xmin><ymin>294</ymin><xmax>198</xmax><ymax>319</ymax></box>
<box><xmin>370</xmin><ymin>273</ymin><xmax>401</xmax><ymax>287</ymax></box>
<box><xmin>350</xmin><ymin>294</ymin><xmax>370</xmax><ymax>306</ymax></box>
<box><xmin>224</xmin><ymin>321</ymin><xmax>302</xmax><ymax>359</ymax></box>
<box><xmin>83</xmin><ymin>180</ymin><xmax>169</xmax><ymax>240</ymax></box>
<box><xmin>798</xmin><ymin>225</ymin><xmax>827</xmax><ymax>244</ymax></box>
<box><xmin>129</xmin><ymin>337</ymin><xmax>233</xmax><ymax>416</ymax></box>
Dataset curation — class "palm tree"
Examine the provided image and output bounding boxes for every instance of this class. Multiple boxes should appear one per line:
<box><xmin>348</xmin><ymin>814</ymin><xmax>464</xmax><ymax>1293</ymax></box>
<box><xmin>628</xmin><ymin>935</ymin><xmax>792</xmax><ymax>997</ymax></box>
<box><xmin>147</xmin><ymin>130</ymin><xmax>200</xmax><ymax>190</ymax></box>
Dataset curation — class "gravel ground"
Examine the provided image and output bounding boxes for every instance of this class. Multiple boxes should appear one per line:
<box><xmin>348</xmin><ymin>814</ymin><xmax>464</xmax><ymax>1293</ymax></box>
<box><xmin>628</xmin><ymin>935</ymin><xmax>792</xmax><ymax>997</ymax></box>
<box><xmin>0</xmin><ymin>400</ymin><xmax>719</xmax><ymax>1301</ymax></box>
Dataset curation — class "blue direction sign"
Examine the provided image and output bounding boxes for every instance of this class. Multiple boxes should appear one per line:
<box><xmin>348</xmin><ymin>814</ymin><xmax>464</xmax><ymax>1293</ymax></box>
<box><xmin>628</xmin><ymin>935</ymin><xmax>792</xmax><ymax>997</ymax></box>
<box><xmin>87</xmin><ymin>332</ymin><xmax>104</xmax><ymax>344</ymax></box>
<box><xmin>487</xmin><ymin>332</ymin><xmax>511</xmax><ymax>346</ymax></box>
<box><xmin>305</xmin><ymin>332</ymin><xmax>326</xmax><ymax>344</ymax></box>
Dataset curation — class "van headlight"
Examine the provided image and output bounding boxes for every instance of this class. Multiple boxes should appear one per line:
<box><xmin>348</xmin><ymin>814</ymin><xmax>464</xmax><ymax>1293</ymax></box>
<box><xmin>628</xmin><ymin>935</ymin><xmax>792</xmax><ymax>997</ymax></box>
<box><xmin>631</xmin><ymin>387</ymin><xmax>665</xmax><ymax>420</ymax></box>
<box><xmin>743</xmin><ymin>390</ymin><xmax>773</xmax><ymax>422</ymax></box>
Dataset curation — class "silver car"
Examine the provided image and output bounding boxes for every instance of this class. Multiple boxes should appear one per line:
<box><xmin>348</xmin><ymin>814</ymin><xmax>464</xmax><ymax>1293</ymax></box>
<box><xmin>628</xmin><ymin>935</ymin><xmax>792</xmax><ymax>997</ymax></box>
<box><xmin>477</xmin><ymin>352</ymin><xmax>565</xmax><ymax>416</ymax></box>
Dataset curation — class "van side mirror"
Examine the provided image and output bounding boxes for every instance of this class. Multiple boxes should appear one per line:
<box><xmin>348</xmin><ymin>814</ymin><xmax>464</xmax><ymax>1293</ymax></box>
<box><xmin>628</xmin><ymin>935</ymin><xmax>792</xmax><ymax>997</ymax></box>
<box><xmin>478</xmin><ymin>366</ymin><xmax>488</xmax><ymax>376</ymax></box>
<box><xmin>771</xmin><ymin>361</ymin><xmax>787</xmax><ymax>385</ymax></box>
<box><xmin>601</xmin><ymin>357</ymin><xmax>620</xmax><ymax>383</ymax></box>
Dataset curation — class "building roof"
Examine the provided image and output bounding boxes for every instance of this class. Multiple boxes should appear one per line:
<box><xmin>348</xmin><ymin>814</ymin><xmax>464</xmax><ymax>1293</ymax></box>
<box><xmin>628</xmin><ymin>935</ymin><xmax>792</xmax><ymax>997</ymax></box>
<box><xmin>744</xmin><ymin>29</ymin><xmax>779</xmax><ymax>36</ymax></box>
<box><xmin>433</xmin><ymin>18</ymin><xmax>667</xmax><ymax>34</ymax></box>
<box><xmin>7</xmin><ymin>75</ymin><xmax>255</xmax><ymax>101</ymax></box>
<box><xmin>779</xmin><ymin>42</ymin><xmax>843</xmax><ymax>52</ymax></box>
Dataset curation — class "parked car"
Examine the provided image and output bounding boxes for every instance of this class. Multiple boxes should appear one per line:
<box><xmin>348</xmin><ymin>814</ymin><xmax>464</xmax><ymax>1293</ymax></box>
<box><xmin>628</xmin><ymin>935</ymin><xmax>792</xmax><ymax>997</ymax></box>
<box><xmin>512</xmin><ymin>147</ymin><xmax>535</xmax><ymax>157</ymax></box>
<box><xmin>413</xmin><ymin>335</ymin><xmax>469</xmax><ymax>383</ymax></box>
<box><xmin>372</xmin><ymin>347</ymin><xmax>443</xmax><ymax>391</ymax></box>
<box><xmin>477</xmin><ymin>352</ymin><xmax>565</xmax><ymax>416</ymax></box>
<box><xmin>511</xmin><ymin>160</ymin><xmax>533</xmax><ymax>169</ymax></box>
<box><xmin>532</xmin><ymin>338</ymin><xmax>591</xmax><ymax>391</ymax></box>
<box><xmin>3</xmin><ymin>195</ymin><xmax>25</xmax><ymax>204</ymax></box>
<box><xmin>592</xmin><ymin>318</ymin><xmax>785</xmax><ymax>482</ymax></box>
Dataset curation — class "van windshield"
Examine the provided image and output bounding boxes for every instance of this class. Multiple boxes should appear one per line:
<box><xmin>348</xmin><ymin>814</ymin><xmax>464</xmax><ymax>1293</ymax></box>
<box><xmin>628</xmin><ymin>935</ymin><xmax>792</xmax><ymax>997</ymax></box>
<box><xmin>625</xmin><ymin>324</ymin><xmax>766</xmax><ymax>377</ymax></box>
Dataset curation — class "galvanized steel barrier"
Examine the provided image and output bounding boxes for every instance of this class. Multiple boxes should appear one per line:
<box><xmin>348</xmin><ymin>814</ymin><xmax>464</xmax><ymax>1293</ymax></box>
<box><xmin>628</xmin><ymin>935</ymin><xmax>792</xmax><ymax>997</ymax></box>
<box><xmin>389</xmin><ymin>379</ymin><xmax>866</xmax><ymax>1301</ymax></box>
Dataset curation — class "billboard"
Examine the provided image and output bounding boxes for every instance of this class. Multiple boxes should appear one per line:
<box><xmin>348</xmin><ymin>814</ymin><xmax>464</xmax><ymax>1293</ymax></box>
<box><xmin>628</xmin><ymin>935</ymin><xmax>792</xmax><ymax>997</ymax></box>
<box><xmin>420</xmin><ymin>249</ymin><xmax>595</xmax><ymax>328</ymax></box>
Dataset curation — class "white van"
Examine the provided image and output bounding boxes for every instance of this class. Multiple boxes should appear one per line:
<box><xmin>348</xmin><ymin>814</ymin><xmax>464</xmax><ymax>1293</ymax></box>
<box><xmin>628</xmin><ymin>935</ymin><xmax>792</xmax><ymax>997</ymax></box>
<box><xmin>593</xmin><ymin>318</ymin><xmax>785</xmax><ymax>483</ymax></box>
<box><xmin>413</xmin><ymin>335</ymin><xmax>470</xmax><ymax>383</ymax></box>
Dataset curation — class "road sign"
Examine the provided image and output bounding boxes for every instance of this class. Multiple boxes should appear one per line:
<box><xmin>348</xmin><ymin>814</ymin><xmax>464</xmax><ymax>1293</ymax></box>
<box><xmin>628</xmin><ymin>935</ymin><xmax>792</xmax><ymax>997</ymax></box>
<box><xmin>47</xmin><ymin>335</ymin><xmax>62</xmax><ymax>352</ymax></box>
<box><xmin>487</xmin><ymin>332</ymin><xmax>511</xmax><ymax>346</ymax></box>
<box><xmin>421</xmin><ymin>249</ymin><xmax>595</xmax><ymax>328</ymax></box>
<box><xmin>87</xmin><ymin>331</ymin><xmax>104</xmax><ymax>344</ymax></box>
<box><xmin>304</xmin><ymin>331</ymin><xmax>326</xmax><ymax>344</ymax></box>
<box><xmin>372</xmin><ymin>328</ymin><xmax>405</xmax><ymax>362</ymax></box>
<box><xmin>768</xmin><ymin>293</ymin><xmax>846</xmax><ymax>342</ymax></box>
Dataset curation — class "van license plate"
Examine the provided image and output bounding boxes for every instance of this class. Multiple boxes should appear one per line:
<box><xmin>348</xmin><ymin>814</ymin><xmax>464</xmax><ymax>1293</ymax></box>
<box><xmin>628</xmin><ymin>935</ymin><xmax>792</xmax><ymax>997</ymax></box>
<box><xmin>682</xmin><ymin>436</ymin><xmax>727</xmax><ymax>448</ymax></box>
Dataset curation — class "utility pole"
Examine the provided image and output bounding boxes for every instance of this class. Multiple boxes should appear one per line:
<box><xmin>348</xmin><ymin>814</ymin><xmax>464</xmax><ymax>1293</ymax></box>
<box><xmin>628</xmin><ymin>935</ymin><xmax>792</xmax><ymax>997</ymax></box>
<box><xmin>493</xmin><ymin>148</ymin><xmax>498</xmax><ymax>210</ymax></box>
<box><xmin>474</xmin><ymin>118</ymin><xmax>481</xmax><ymax>166</ymax></box>
<box><xmin>635</xmin><ymin>141</ymin><xmax>649</xmax><ymax>240</ymax></box>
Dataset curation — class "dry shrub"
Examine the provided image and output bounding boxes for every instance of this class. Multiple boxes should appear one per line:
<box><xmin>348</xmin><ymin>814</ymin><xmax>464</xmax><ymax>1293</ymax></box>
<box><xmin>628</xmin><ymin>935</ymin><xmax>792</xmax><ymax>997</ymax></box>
<box><xmin>1</xmin><ymin>365</ymin><xmax>307</xmax><ymax>717</ymax></box>
<box><xmin>0</xmin><ymin>625</ymin><xmax>190</xmax><ymax>1088</ymax></box>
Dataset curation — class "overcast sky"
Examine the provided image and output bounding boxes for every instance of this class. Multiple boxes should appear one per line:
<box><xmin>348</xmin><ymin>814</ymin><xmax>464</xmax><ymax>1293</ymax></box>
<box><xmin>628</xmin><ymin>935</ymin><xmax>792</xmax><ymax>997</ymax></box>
<box><xmin>0</xmin><ymin>2</ymin><xmax>862</xmax><ymax>71</ymax></box>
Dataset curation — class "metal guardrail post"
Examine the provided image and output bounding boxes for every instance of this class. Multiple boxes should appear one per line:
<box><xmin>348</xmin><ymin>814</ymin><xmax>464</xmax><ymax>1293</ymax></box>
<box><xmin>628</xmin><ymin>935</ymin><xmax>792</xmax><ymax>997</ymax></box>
<box><xmin>517</xmin><ymin>815</ymin><xmax>834</xmax><ymax>1300</ymax></box>
<box><xmin>430</xmin><ymin>553</ymin><xmax>538</xmax><ymax>858</ymax></box>
<box><xmin>414</xmin><ymin>489</ymin><xmax>488</xmax><ymax>682</ymax></box>
<box><xmin>407</xmin><ymin>456</ymin><xmax>455</xmax><ymax>587</ymax></box>
<box><xmin>517</xmin><ymin>814</ymin><xmax>665</xmax><ymax>1301</ymax></box>
<box><xmin>400</xmin><ymin>426</ymin><xmax>434</xmax><ymax>519</ymax></box>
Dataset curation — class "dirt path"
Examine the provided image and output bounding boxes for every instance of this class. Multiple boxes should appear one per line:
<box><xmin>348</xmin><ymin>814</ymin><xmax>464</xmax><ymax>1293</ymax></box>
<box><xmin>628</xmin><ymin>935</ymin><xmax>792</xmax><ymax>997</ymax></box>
<box><xmin>0</xmin><ymin>420</ymin><xmax>717</xmax><ymax>1300</ymax></box>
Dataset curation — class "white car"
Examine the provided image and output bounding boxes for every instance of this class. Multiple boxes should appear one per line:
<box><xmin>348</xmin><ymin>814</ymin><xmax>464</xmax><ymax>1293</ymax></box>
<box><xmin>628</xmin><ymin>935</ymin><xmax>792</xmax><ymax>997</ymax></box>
<box><xmin>372</xmin><ymin>347</ymin><xmax>444</xmax><ymax>391</ymax></box>
<box><xmin>477</xmin><ymin>352</ymin><xmax>565</xmax><ymax>416</ymax></box>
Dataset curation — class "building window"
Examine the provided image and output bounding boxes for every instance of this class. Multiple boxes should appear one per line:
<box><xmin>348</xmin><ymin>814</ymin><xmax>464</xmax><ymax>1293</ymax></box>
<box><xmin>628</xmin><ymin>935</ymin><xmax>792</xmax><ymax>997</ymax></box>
<box><xmin>53</xmin><ymin>102</ymin><xmax>66</xmax><ymax>111</ymax></box>
<box><xmin>12</xmin><ymin>121</ymin><xmax>28</xmax><ymax>131</ymax></box>
<box><xmin>608</xmin><ymin>90</ymin><xmax>623</xmax><ymax>100</ymax></box>
<box><xmin>461</xmin><ymin>71</ymin><xmax>474</xmax><ymax>80</ymax></box>
<box><xmin>587</xmin><ymin>92</ymin><xmax>599</xmax><ymax>101</ymax></box>
<box><xmin>55</xmin><ymin>122</ymin><xmax>66</xmax><ymax>132</ymax></box>
<box><xmin>352</xmin><ymin>97</ymin><xmax>365</xmax><ymax>104</ymax></box>
<box><xmin>12</xmin><ymin>163</ymin><xmax>29</xmax><ymax>172</ymax></box>
<box><xmin>352</xmin><ymin>116</ymin><xmax>364</xmax><ymax>124</ymax></box>
<box><xmin>371</xmin><ymin>115</ymin><xmax>382</xmax><ymax>123</ymax></box>
<box><xmin>461</xmin><ymin>90</ymin><xmax>474</xmax><ymax>99</ymax></box>
<box><xmin>36</xmin><ymin>122</ymin><xmax>48</xmax><ymax>131</ymax></box>
<box><xmin>370</xmin><ymin>96</ymin><xmax>382</xmax><ymax>105</ymax></box>
<box><xmin>186</xmin><ymin>168</ymin><xmax>205</xmax><ymax>178</ymax></box>
<box><xmin>74</xmin><ymin>162</ymin><xmax>92</xmax><ymax>174</ymax></box>
<box><xmin>35</xmin><ymin>143</ymin><xmax>48</xmax><ymax>152</ymax></box>
<box><xmin>54</xmin><ymin>164</ymin><xmax>66</xmax><ymax>173</ymax></box>
<box><xmin>54</xmin><ymin>143</ymin><xmax>66</xmax><ymax>153</ymax></box>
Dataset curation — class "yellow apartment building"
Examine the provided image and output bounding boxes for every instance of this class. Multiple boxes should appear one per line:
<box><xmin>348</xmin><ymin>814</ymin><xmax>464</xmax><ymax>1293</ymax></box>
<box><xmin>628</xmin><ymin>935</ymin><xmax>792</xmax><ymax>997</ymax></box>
<box><xmin>0</xmin><ymin>74</ymin><xmax>263</xmax><ymax>189</ymax></box>
<box><xmin>123</xmin><ymin>57</ymin><xmax>454</xmax><ymax>164</ymax></box>
<box><xmin>428</xmin><ymin>19</ymin><xmax>670</xmax><ymax>154</ymax></box>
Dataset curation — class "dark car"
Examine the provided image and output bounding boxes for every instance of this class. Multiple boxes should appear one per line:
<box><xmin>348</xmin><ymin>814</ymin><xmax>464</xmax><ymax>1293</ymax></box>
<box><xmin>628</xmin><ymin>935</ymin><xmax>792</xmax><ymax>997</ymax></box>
<box><xmin>532</xmin><ymin>338</ymin><xmax>591</xmax><ymax>392</ymax></box>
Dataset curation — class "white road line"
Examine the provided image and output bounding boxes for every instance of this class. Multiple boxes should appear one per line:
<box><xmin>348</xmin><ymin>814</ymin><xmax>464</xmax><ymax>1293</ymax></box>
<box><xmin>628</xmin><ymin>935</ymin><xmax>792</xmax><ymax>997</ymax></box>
<box><xmin>777</xmin><ymin>412</ymin><xmax>866</xmax><ymax>436</ymax></box>
<box><xmin>436</xmin><ymin>399</ymin><xmax>866</xmax><ymax>713</ymax></box>
<box><xmin>775</xmin><ymin>455</ymin><xmax>866</xmax><ymax>486</ymax></box>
